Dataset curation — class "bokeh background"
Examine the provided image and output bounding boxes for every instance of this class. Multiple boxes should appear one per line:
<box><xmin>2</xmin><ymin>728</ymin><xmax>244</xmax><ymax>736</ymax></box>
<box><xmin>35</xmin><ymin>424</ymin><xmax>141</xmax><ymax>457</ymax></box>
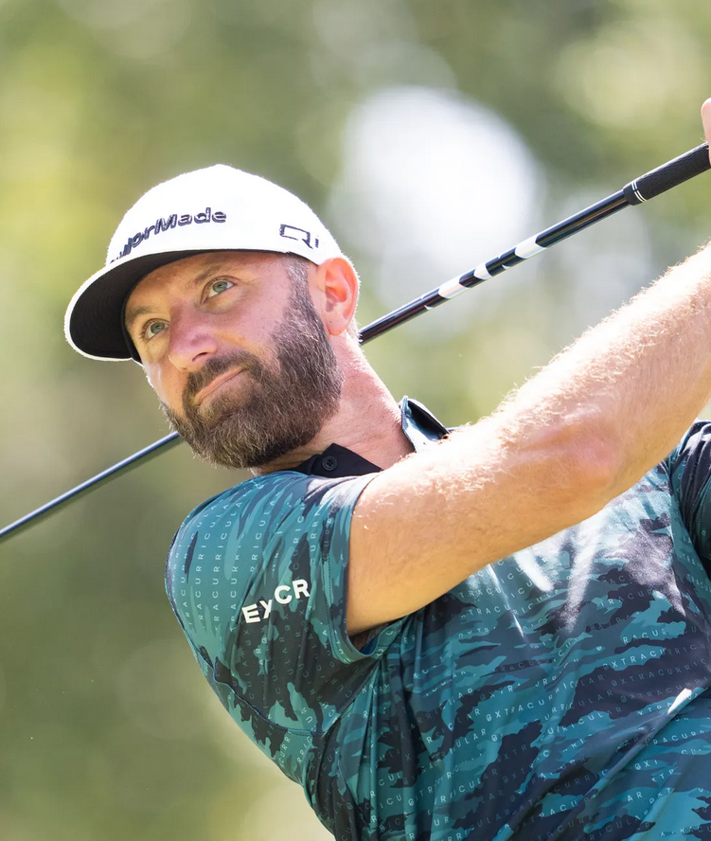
<box><xmin>1</xmin><ymin>1</ymin><xmax>711</xmax><ymax>838</ymax></box>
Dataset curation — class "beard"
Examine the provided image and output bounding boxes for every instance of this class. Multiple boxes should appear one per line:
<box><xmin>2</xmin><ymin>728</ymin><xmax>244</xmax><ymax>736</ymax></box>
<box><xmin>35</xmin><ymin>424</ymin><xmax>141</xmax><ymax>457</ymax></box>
<box><xmin>160</xmin><ymin>281</ymin><xmax>344</xmax><ymax>470</ymax></box>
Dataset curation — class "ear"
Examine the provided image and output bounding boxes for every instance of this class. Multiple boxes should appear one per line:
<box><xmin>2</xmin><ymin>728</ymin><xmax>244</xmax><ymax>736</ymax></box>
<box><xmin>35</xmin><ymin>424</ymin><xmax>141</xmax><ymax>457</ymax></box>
<box><xmin>703</xmin><ymin>98</ymin><xmax>711</xmax><ymax>161</ymax></box>
<box><xmin>311</xmin><ymin>257</ymin><xmax>359</xmax><ymax>336</ymax></box>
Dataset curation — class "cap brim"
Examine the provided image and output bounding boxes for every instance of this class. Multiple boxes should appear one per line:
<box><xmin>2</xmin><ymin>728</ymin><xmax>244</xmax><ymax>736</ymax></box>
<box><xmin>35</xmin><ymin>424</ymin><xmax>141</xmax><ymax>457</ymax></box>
<box><xmin>64</xmin><ymin>250</ymin><xmax>203</xmax><ymax>361</ymax></box>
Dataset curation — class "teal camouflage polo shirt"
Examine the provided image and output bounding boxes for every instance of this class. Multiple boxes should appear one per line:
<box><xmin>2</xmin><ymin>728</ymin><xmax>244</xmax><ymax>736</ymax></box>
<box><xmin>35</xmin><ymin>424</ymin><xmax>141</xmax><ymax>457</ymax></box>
<box><xmin>165</xmin><ymin>399</ymin><xmax>711</xmax><ymax>840</ymax></box>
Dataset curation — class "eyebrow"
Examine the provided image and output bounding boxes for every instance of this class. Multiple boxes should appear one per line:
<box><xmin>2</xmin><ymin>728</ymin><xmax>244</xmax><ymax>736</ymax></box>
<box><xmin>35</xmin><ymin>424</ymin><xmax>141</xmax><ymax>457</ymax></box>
<box><xmin>124</xmin><ymin>263</ymin><xmax>233</xmax><ymax>335</ymax></box>
<box><xmin>124</xmin><ymin>304</ymin><xmax>156</xmax><ymax>336</ymax></box>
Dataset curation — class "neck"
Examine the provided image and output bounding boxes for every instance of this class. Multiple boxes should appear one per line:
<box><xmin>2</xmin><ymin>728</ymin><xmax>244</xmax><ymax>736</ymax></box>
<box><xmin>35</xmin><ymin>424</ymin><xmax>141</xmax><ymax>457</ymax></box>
<box><xmin>254</xmin><ymin>351</ymin><xmax>414</xmax><ymax>475</ymax></box>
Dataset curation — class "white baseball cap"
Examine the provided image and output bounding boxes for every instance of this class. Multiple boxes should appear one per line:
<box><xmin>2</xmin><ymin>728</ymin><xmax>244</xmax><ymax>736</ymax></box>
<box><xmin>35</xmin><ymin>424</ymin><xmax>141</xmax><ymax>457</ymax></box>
<box><xmin>64</xmin><ymin>164</ymin><xmax>344</xmax><ymax>361</ymax></box>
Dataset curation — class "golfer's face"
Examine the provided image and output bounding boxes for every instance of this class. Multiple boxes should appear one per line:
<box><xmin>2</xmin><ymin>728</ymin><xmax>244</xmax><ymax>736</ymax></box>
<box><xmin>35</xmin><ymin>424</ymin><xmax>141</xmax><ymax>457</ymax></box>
<box><xmin>124</xmin><ymin>251</ymin><xmax>293</xmax><ymax>420</ymax></box>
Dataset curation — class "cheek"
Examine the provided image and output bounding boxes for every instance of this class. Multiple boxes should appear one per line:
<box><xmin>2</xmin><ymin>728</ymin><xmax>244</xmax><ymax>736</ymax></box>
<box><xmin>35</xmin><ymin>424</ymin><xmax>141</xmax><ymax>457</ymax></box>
<box><xmin>145</xmin><ymin>365</ymin><xmax>182</xmax><ymax>408</ymax></box>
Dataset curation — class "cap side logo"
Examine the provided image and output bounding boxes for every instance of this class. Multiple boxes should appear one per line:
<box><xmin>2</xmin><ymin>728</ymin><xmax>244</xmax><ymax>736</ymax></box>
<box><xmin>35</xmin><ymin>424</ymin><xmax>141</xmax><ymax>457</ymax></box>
<box><xmin>279</xmin><ymin>224</ymin><xmax>320</xmax><ymax>249</ymax></box>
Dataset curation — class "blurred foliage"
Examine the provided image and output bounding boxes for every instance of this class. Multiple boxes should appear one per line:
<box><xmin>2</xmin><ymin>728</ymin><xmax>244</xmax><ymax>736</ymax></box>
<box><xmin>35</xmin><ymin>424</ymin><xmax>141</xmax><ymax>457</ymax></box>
<box><xmin>1</xmin><ymin>0</ymin><xmax>711</xmax><ymax>838</ymax></box>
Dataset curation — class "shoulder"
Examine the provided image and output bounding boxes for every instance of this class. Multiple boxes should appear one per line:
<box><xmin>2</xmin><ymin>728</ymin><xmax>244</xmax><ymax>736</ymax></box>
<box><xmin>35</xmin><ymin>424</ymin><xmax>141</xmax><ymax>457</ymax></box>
<box><xmin>166</xmin><ymin>469</ymin><xmax>375</xmax><ymax>578</ymax></box>
<box><xmin>163</xmin><ymin>468</ymin><xmax>385</xmax><ymax>695</ymax></box>
<box><xmin>168</xmin><ymin>472</ymin><xmax>309</xmax><ymax>561</ymax></box>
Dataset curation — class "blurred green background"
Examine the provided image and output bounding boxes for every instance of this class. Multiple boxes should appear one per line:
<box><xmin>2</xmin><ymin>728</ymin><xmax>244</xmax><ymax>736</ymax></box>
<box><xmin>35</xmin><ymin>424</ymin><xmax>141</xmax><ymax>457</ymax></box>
<box><xmin>1</xmin><ymin>0</ymin><xmax>711</xmax><ymax>838</ymax></box>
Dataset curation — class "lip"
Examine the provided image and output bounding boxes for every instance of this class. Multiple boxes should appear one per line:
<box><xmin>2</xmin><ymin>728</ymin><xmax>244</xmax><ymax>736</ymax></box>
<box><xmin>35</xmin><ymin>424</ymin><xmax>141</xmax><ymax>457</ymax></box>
<box><xmin>194</xmin><ymin>368</ymin><xmax>243</xmax><ymax>406</ymax></box>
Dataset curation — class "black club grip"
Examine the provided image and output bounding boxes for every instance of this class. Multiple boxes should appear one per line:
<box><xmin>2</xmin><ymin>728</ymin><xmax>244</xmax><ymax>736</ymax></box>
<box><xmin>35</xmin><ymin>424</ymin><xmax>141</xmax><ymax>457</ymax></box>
<box><xmin>623</xmin><ymin>142</ymin><xmax>710</xmax><ymax>205</ymax></box>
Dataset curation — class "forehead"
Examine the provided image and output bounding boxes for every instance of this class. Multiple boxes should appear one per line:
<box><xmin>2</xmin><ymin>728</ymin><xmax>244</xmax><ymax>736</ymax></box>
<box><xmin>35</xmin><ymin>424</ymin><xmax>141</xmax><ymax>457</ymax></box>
<box><xmin>126</xmin><ymin>250</ymin><xmax>288</xmax><ymax>308</ymax></box>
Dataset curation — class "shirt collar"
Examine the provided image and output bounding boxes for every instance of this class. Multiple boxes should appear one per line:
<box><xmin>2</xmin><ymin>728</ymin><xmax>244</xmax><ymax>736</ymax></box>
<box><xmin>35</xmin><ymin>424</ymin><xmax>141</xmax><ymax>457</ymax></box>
<box><xmin>293</xmin><ymin>396</ymin><xmax>449</xmax><ymax>478</ymax></box>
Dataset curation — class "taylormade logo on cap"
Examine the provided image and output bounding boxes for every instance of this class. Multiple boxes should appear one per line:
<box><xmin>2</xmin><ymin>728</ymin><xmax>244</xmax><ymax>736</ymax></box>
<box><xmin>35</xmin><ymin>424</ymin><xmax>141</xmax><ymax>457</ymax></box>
<box><xmin>113</xmin><ymin>207</ymin><xmax>228</xmax><ymax>261</ymax></box>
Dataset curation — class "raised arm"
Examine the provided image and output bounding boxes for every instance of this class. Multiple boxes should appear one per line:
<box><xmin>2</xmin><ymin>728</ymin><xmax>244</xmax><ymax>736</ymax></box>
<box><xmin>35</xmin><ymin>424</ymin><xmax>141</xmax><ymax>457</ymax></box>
<box><xmin>346</xmin><ymin>100</ymin><xmax>711</xmax><ymax>636</ymax></box>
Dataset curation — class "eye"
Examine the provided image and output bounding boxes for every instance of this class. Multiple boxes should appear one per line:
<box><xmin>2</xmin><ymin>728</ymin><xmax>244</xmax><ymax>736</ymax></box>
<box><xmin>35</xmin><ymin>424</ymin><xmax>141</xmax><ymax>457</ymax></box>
<box><xmin>206</xmin><ymin>277</ymin><xmax>234</xmax><ymax>298</ymax></box>
<box><xmin>142</xmin><ymin>319</ymin><xmax>168</xmax><ymax>342</ymax></box>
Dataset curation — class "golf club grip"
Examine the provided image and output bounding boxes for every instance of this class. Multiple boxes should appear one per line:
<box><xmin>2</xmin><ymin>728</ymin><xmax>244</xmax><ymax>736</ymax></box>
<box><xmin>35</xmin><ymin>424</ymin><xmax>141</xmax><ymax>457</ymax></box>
<box><xmin>623</xmin><ymin>142</ymin><xmax>710</xmax><ymax>205</ymax></box>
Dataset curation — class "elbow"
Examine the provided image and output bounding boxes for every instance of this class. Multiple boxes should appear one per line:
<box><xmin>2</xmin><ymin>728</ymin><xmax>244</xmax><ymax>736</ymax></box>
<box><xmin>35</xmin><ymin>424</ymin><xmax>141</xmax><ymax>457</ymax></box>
<box><xmin>545</xmin><ymin>414</ymin><xmax>625</xmax><ymax>515</ymax></box>
<box><xmin>569</xmin><ymin>432</ymin><xmax>622</xmax><ymax>502</ymax></box>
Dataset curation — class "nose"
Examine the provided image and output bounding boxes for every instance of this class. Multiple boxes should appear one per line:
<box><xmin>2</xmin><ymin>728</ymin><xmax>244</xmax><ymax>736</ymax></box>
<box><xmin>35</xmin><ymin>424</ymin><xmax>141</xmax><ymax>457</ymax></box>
<box><xmin>166</xmin><ymin>308</ymin><xmax>219</xmax><ymax>371</ymax></box>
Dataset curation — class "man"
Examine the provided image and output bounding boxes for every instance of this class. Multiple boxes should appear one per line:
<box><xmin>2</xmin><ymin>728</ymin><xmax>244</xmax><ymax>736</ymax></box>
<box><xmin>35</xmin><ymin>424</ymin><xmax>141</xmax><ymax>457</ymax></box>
<box><xmin>64</xmin><ymin>101</ymin><xmax>711</xmax><ymax>840</ymax></box>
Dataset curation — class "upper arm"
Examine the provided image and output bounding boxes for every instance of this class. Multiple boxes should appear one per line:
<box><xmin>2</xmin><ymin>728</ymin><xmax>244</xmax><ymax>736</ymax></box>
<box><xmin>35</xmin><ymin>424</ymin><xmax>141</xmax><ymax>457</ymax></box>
<box><xmin>346</xmin><ymin>417</ymin><xmax>618</xmax><ymax>635</ymax></box>
<box><xmin>165</xmin><ymin>473</ymin><xmax>398</xmax><ymax>735</ymax></box>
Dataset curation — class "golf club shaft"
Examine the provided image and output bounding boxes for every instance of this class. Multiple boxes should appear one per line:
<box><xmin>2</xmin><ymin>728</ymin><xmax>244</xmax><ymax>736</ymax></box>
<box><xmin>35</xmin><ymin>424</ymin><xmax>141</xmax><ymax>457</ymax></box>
<box><xmin>0</xmin><ymin>433</ymin><xmax>183</xmax><ymax>541</ymax></box>
<box><xmin>360</xmin><ymin>142</ymin><xmax>710</xmax><ymax>341</ymax></box>
<box><xmin>1</xmin><ymin>141</ymin><xmax>709</xmax><ymax>544</ymax></box>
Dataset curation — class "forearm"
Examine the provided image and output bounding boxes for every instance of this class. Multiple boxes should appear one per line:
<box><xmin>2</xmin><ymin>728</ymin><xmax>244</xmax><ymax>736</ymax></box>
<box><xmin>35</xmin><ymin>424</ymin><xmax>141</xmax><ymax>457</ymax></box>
<box><xmin>349</xmin><ymin>242</ymin><xmax>711</xmax><ymax>633</ymax></box>
<box><xmin>501</xmin><ymin>241</ymin><xmax>711</xmax><ymax>499</ymax></box>
<box><xmin>410</xmin><ymin>240</ymin><xmax>711</xmax><ymax>549</ymax></box>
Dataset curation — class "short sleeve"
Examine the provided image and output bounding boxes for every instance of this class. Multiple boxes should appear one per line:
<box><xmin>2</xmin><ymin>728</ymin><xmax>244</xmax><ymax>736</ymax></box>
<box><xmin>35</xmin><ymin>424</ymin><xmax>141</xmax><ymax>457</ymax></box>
<box><xmin>164</xmin><ymin>470</ymin><xmax>403</xmax><ymax>738</ymax></box>
<box><xmin>667</xmin><ymin>421</ymin><xmax>711</xmax><ymax>563</ymax></box>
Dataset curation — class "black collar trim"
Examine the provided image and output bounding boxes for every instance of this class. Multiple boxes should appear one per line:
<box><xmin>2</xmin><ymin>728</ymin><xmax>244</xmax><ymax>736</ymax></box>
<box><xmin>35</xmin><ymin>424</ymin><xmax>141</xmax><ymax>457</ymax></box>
<box><xmin>293</xmin><ymin>397</ymin><xmax>449</xmax><ymax>478</ymax></box>
<box><xmin>293</xmin><ymin>444</ymin><xmax>381</xmax><ymax>478</ymax></box>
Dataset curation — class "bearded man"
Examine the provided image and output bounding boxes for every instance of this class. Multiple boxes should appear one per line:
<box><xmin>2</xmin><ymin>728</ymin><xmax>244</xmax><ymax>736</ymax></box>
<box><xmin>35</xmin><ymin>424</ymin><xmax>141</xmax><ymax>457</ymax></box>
<box><xmin>63</xmin><ymin>102</ymin><xmax>711</xmax><ymax>840</ymax></box>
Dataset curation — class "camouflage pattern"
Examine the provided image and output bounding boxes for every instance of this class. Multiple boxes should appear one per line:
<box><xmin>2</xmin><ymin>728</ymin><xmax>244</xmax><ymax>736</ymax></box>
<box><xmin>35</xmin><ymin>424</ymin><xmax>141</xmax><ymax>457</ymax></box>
<box><xmin>165</xmin><ymin>404</ymin><xmax>711</xmax><ymax>840</ymax></box>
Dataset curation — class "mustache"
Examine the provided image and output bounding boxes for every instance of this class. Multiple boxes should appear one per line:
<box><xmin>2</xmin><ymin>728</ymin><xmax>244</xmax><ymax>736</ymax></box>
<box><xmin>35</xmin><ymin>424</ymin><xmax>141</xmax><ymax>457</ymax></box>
<box><xmin>183</xmin><ymin>351</ymin><xmax>262</xmax><ymax>406</ymax></box>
